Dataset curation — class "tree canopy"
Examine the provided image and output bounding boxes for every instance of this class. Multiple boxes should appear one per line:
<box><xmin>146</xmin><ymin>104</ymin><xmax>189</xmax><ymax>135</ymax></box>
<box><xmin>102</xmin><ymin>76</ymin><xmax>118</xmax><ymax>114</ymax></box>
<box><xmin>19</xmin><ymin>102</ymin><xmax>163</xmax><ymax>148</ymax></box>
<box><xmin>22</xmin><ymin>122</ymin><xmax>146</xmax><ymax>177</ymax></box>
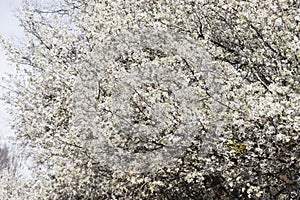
<box><xmin>1</xmin><ymin>0</ymin><xmax>299</xmax><ymax>199</ymax></box>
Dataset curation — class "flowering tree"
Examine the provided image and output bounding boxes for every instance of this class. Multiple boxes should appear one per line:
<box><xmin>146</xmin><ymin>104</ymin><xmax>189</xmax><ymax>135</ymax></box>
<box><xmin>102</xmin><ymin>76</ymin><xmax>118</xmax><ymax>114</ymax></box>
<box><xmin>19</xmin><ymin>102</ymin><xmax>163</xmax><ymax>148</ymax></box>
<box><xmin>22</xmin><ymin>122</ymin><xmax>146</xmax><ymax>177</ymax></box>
<box><xmin>1</xmin><ymin>0</ymin><xmax>299</xmax><ymax>199</ymax></box>
<box><xmin>0</xmin><ymin>143</ymin><xmax>30</xmax><ymax>199</ymax></box>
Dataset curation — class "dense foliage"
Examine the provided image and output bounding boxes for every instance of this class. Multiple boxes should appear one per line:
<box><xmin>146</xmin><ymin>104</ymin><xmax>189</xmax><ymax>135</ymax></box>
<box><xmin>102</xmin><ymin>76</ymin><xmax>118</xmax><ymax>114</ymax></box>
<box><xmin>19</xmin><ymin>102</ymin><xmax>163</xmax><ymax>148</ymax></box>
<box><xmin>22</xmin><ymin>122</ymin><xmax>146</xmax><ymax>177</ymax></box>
<box><xmin>1</xmin><ymin>0</ymin><xmax>299</xmax><ymax>199</ymax></box>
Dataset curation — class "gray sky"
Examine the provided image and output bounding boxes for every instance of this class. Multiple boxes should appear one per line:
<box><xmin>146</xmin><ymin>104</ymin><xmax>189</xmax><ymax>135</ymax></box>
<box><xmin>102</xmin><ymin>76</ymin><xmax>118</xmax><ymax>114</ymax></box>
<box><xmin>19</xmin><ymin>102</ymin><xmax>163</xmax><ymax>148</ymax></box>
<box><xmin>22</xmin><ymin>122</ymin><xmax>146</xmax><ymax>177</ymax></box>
<box><xmin>0</xmin><ymin>0</ymin><xmax>23</xmax><ymax>141</ymax></box>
